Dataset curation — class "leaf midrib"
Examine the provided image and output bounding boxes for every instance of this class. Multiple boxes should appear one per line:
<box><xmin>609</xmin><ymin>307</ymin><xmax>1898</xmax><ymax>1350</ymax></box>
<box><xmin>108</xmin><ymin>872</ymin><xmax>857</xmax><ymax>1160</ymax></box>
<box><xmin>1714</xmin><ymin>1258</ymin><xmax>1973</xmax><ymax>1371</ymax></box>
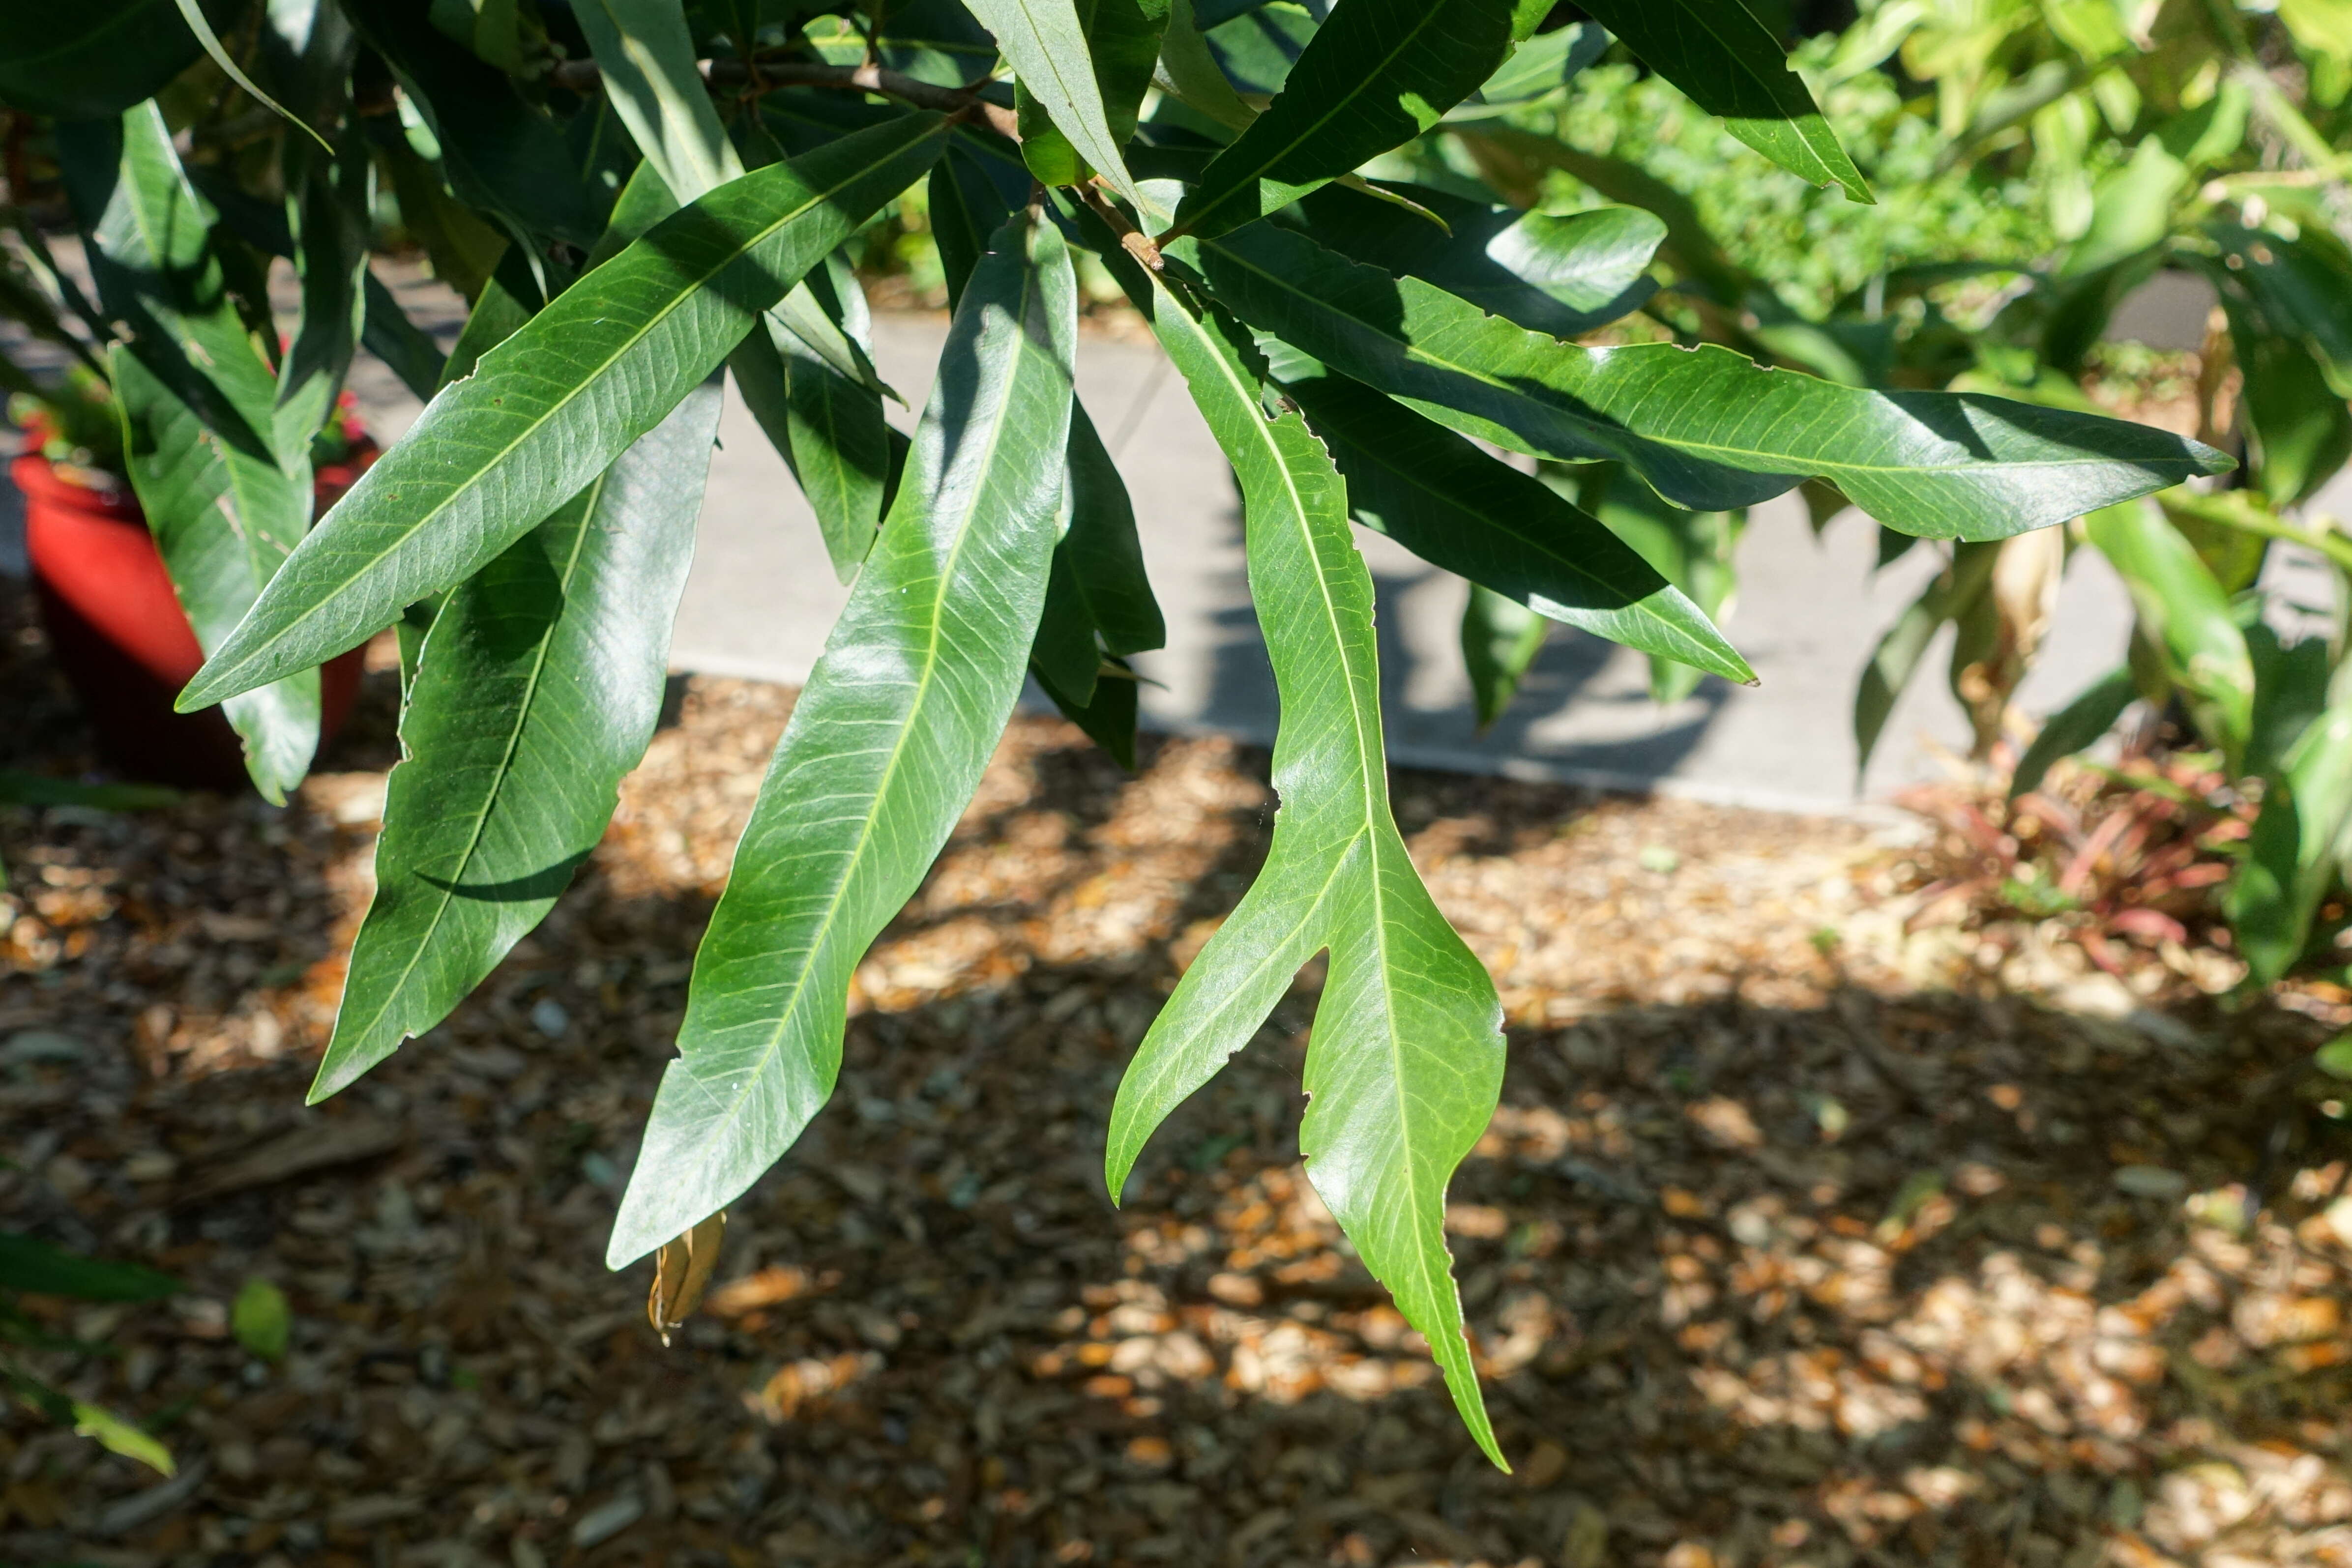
<box><xmin>208</xmin><ymin>131</ymin><xmax>934</xmax><ymax>688</ymax></box>
<box><xmin>1213</xmin><ymin>240</ymin><xmax>2182</xmax><ymax>485</ymax></box>
<box><xmin>334</xmin><ymin>478</ymin><xmax>606</xmax><ymax>1070</ymax></box>
<box><xmin>1186</xmin><ymin>0</ymin><xmax>1463</xmax><ymax>235</ymax></box>
<box><xmin>681</xmin><ymin>260</ymin><xmax>1047</xmax><ymax>1158</ymax></box>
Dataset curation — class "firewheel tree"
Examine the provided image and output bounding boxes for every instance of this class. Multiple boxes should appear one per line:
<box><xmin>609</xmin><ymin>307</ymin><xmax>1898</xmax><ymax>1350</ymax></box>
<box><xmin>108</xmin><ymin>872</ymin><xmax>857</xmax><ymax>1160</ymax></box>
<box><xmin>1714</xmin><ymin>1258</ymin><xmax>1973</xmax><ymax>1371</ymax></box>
<box><xmin>0</xmin><ymin>0</ymin><xmax>2226</xmax><ymax>1462</ymax></box>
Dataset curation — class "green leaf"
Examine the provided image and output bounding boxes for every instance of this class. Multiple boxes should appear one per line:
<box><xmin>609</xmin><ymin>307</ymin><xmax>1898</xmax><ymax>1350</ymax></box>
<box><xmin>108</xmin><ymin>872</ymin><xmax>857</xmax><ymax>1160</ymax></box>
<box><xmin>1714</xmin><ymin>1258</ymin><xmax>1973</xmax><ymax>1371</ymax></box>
<box><xmin>362</xmin><ymin>271</ymin><xmax>450</xmax><ymax>402</ymax></box>
<box><xmin>572</xmin><ymin>0</ymin><xmax>745</xmax><ymax>203</ymax></box>
<box><xmin>1172</xmin><ymin>0</ymin><xmax>1517</xmax><ymax>239</ymax></box>
<box><xmin>0</xmin><ymin>772</ymin><xmax>180</xmax><ymax>811</ymax></box>
<box><xmin>1462</xmin><ymin>583</ymin><xmax>1548</xmax><ymax>728</ymax></box>
<box><xmin>168</xmin><ymin>0</ymin><xmax>332</xmax><ymax>150</ymax></box>
<box><xmin>2058</xmin><ymin>139</ymin><xmax>2187</xmax><ymax>280</ymax></box>
<box><xmin>1569</xmin><ymin>0</ymin><xmax>1869</xmax><ymax>203</ymax></box>
<box><xmin>1462</xmin><ymin>20</ymin><xmax>1607</xmax><ymax>108</ymax></box>
<box><xmin>1294</xmin><ymin>182</ymin><xmax>1664</xmax><ymax>340</ymax></box>
<box><xmin>1016</xmin><ymin>0</ymin><xmax>1170</xmax><ymax>186</ymax></box>
<box><xmin>342</xmin><ymin>0</ymin><xmax>604</xmax><ymax>249</ymax></box>
<box><xmin>1154</xmin><ymin>0</ymin><xmax>1257</xmax><ymax>133</ymax></box>
<box><xmin>1277</xmin><ymin>369</ymin><xmax>1751</xmax><ymax>683</ymax></box>
<box><xmin>2216</xmin><ymin>223</ymin><xmax>2352</xmax><ymax>403</ymax></box>
<box><xmin>60</xmin><ymin>107</ymin><xmax>323</xmax><ymax>803</ymax></box>
<box><xmin>2231</xmin><ymin>660</ymin><xmax>2352</xmax><ymax>985</ymax></box>
<box><xmin>1853</xmin><ymin>542</ymin><xmax>1998</xmax><ymax>776</ymax></box>
<box><xmin>1060</xmin><ymin>403</ymin><xmax>1165</xmax><ymax>656</ymax></box>
<box><xmin>314</xmin><ymin>387</ymin><xmax>721</xmax><ymax>1101</ymax></box>
<box><xmin>2230</xmin><ymin>309</ymin><xmax>2352</xmax><ymax>508</ymax></box>
<box><xmin>1580</xmin><ymin>464</ymin><xmax>1747</xmax><ymax>706</ymax></box>
<box><xmin>115</xmin><ymin>348</ymin><xmax>322</xmax><ymax>805</ymax></box>
<box><xmin>179</xmin><ymin>114</ymin><xmax>949</xmax><ymax>710</ymax></box>
<box><xmin>0</xmin><ymin>0</ymin><xmax>220</xmax><ymax>119</ymax></box>
<box><xmin>229</xmin><ymin>1278</ymin><xmax>292</xmax><ymax>1362</ymax></box>
<box><xmin>967</xmin><ymin>0</ymin><xmax>1153</xmax><ymax>209</ymax></box>
<box><xmin>607</xmin><ymin>214</ymin><xmax>1078</xmax><ymax>1269</ymax></box>
<box><xmin>1103</xmin><ymin>268</ymin><xmax>1505</xmax><ymax>1470</ymax></box>
<box><xmin>0</xmin><ymin>1233</ymin><xmax>178</xmax><ymax>1302</ymax></box>
<box><xmin>2011</xmin><ymin>666</ymin><xmax>2136</xmax><ymax>799</ymax></box>
<box><xmin>1188</xmin><ymin>222</ymin><xmax>2231</xmax><ymax>540</ymax></box>
<box><xmin>278</xmin><ymin>135</ymin><xmax>374</xmax><ymax>444</ymax></box>
<box><xmin>2085</xmin><ymin>499</ymin><xmax>2254</xmax><ymax>766</ymax></box>
<box><xmin>1036</xmin><ymin>652</ymin><xmax>1144</xmax><ymax>769</ymax></box>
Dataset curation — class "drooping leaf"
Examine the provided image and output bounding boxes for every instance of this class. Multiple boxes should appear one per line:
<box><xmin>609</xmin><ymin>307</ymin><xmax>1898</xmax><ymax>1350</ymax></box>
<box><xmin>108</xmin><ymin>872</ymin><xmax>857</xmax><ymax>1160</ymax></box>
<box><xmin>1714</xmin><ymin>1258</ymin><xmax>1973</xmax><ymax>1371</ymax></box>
<box><xmin>2215</xmin><ymin>223</ymin><xmax>2352</xmax><ymax>403</ymax></box>
<box><xmin>278</xmin><ymin>135</ymin><xmax>374</xmax><ymax>444</ymax></box>
<box><xmin>1570</xmin><ymin>0</ymin><xmax>1870</xmax><ymax>203</ymax></box>
<box><xmin>1036</xmin><ymin>651</ymin><xmax>1145</xmax><ymax>769</ymax></box>
<box><xmin>1102</xmin><ymin>268</ymin><xmax>1506</xmax><ymax>1470</ymax></box>
<box><xmin>1154</xmin><ymin>0</ymin><xmax>1257</xmax><ymax>132</ymax></box>
<box><xmin>179</xmin><ymin>114</ymin><xmax>949</xmax><ymax>709</ymax></box>
<box><xmin>2231</xmin><ymin>659</ymin><xmax>2352</xmax><ymax>985</ymax></box>
<box><xmin>606</xmin><ymin>214</ymin><xmax>1078</xmax><ymax>1268</ymax></box>
<box><xmin>59</xmin><ymin>108</ymin><xmax>323</xmax><ymax>802</ymax></box>
<box><xmin>1579</xmin><ymin>463</ymin><xmax>1747</xmax><ymax>706</ymax></box>
<box><xmin>167</xmin><ymin>0</ymin><xmax>332</xmax><ymax>150</ymax></box>
<box><xmin>2085</xmin><ymin>499</ymin><xmax>2254</xmax><ymax>767</ymax></box>
<box><xmin>1853</xmin><ymin>541</ymin><xmax>1997</xmax><ymax>776</ymax></box>
<box><xmin>2228</xmin><ymin>303</ymin><xmax>2352</xmax><ymax>508</ymax></box>
<box><xmin>967</xmin><ymin>0</ymin><xmax>1152</xmax><ymax>208</ymax></box>
<box><xmin>314</xmin><ymin>387</ymin><xmax>722</xmax><ymax>1101</ymax></box>
<box><xmin>1277</xmin><ymin>369</ymin><xmax>1751</xmax><ymax>683</ymax></box>
<box><xmin>1172</xmin><ymin>0</ymin><xmax>1517</xmax><ymax>239</ymax></box>
<box><xmin>1188</xmin><ymin>222</ymin><xmax>2230</xmax><ymax>540</ymax></box>
<box><xmin>362</xmin><ymin>270</ymin><xmax>450</xmax><ymax>401</ymax></box>
<box><xmin>1060</xmin><ymin>403</ymin><xmax>1166</xmax><ymax>657</ymax></box>
<box><xmin>1461</xmin><ymin>582</ymin><xmax>1548</xmax><ymax>728</ymax></box>
<box><xmin>1292</xmin><ymin>181</ymin><xmax>1664</xmax><ymax>340</ymax></box>
<box><xmin>1460</xmin><ymin>20</ymin><xmax>1607</xmax><ymax>109</ymax></box>
<box><xmin>2010</xmin><ymin>666</ymin><xmax>2137</xmax><ymax>799</ymax></box>
<box><xmin>0</xmin><ymin>1233</ymin><xmax>178</xmax><ymax>1302</ymax></box>
<box><xmin>1016</xmin><ymin>0</ymin><xmax>1170</xmax><ymax>187</ymax></box>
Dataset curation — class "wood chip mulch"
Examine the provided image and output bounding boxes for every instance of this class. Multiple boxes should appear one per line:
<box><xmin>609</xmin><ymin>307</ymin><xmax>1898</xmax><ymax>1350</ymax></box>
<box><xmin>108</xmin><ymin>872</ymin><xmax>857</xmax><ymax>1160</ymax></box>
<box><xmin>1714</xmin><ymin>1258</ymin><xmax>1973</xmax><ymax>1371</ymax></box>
<box><xmin>8</xmin><ymin>590</ymin><xmax>2352</xmax><ymax>1568</ymax></box>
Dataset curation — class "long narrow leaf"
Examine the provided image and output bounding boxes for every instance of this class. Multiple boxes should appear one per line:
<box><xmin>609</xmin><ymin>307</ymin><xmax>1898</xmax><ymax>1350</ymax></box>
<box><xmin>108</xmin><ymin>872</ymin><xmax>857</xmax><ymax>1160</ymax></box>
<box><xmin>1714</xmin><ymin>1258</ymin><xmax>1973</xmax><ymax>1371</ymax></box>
<box><xmin>607</xmin><ymin>215</ymin><xmax>1079</xmax><ymax>1268</ymax></box>
<box><xmin>179</xmin><ymin>114</ymin><xmax>949</xmax><ymax>709</ymax></box>
<box><xmin>1572</xmin><ymin>0</ymin><xmax>1868</xmax><ymax>202</ymax></box>
<box><xmin>1462</xmin><ymin>583</ymin><xmax>1548</xmax><ymax>728</ymax></box>
<box><xmin>967</xmin><ymin>0</ymin><xmax>1151</xmax><ymax>208</ymax></box>
<box><xmin>1102</xmin><ymin>270</ymin><xmax>1506</xmax><ymax>1470</ymax></box>
<box><xmin>1279</xmin><ymin>368</ymin><xmax>1751</xmax><ymax>683</ymax></box>
<box><xmin>313</xmin><ymin>385</ymin><xmax>721</xmax><ymax>1100</ymax></box>
<box><xmin>1174</xmin><ymin>0</ymin><xmax>1516</xmax><ymax>239</ymax></box>
<box><xmin>1188</xmin><ymin>222</ymin><xmax>2230</xmax><ymax>540</ymax></box>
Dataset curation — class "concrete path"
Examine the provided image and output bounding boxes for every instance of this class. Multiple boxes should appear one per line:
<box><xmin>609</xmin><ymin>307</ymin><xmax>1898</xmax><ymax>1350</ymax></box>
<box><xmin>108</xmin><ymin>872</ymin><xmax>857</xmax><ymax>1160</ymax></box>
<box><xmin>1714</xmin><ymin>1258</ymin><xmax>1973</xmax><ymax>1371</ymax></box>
<box><xmin>10</xmin><ymin>266</ymin><xmax>2342</xmax><ymax>815</ymax></box>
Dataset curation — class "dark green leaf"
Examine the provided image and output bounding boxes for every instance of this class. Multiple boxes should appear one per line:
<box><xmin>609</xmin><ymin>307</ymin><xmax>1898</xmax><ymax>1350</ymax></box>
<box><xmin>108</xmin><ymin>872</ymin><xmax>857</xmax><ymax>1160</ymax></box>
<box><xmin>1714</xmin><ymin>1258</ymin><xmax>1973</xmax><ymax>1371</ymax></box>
<box><xmin>1172</xmin><ymin>0</ymin><xmax>1516</xmax><ymax>239</ymax></box>
<box><xmin>0</xmin><ymin>772</ymin><xmax>179</xmax><ymax>811</ymax></box>
<box><xmin>1016</xmin><ymin>0</ymin><xmax>1169</xmax><ymax>186</ymax></box>
<box><xmin>1579</xmin><ymin>463</ymin><xmax>1746</xmax><ymax>705</ymax></box>
<box><xmin>607</xmin><ymin>214</ymin><xmax>1078</xmax><ymax>1268</ymax></box>
<box><xmin>314</xmin><ymin>386</ymin><xmax>722</xmax><ymax>1101</ymax></box>
<box><xmin>1853</xmin><ymin>542</ymin><xmax>1997</xmax><ymax>775</ymax></box>
<box><xmin>1278</xmin><ymin>370</ymin><xmax>1750</xmax><ymax>683</ymax></box>
<box><xmin>968</xmin><ymin>0</ymin><xmax>1152</xmax><ymax>208</ymax></box>
<box><xmin>278</xmin><ymin>135</ymin><xmax>374</xmax><ymax>444</ymax></box>
<box><xmin>1103</xmin><ymin>266</ymin><xmax>1506</xmax><ymax>1470</ymax></box>
<box><xmin>0</xmin><ymin>0</ymin><xmax>223</xmax><ymax>119</ymax></box>
<box><xmin>1570</xmin><ymin>0</ymin><xmax>1869</xmax><ymax>202</ymax></box>
<box><xmin>180</xmin><ymin>114</ymin><xmax>950</xmax><ymax>709</ymax></box>
<box><xmin>2011</xmin><ymin>666</ymin><xmax>2136</xmax><ymax>798</ymax></box>
<box><xmin>362</xmin><ymin>270</ymin><xmax>450</xmax><ymax>402</ymax></box>
<box><xmin>1462</xmin><ymin>583</ymin><xmax>1547</xmax><ymax>728</ymax></box>
<box><xmin>1189</xmin><ymin>222</ymin><xmax>2230</xmax><ymax>540</ymax></box>
<box><xmin>2230</xmin><ymin>663</ymin><xmax>2352</xmax><ymax>985</ymax></box>
<box><xmin>0</xmin><ymin>1233</ymin><xmax>178</xmax><ymax>1302</ymax></box>
<box><xmin>1035</xmin><ymin>652</ymin><xmax>1143</xmax><ymax>769</ymax></box>
<box><xmin>1061</xmin><ymin>403</ymin><xmax>1165</xmax><ymax>656</ymax></box>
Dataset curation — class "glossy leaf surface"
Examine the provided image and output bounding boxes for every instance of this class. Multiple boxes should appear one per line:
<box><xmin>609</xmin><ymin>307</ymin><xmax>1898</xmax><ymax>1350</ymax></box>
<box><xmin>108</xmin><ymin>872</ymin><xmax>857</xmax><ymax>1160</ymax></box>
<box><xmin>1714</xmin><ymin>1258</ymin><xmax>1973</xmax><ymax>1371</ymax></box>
<box><xmin>180</xmin><ymin>115</ymin><xmax>948</xmax><ymax>708</ymax></box>
<box><xmin>967</xmin><ymin>0</ymin><xmax>1150</xmax><ymax>207</ymax></box>
<box><xmin>1103</xmin><ymin>269</ymin><xmax>1505</xmax><ymax>1470</ymax></box>
<box><xmin>314</xmin><ymin>386</ymin><xmax>721</xmax><ymax>1101</ymax></box>
<box><xmin>1191</xmin><ymin>223</ymin><xmax>2230</xmax><ymax>540</ymax></box>
<box><xmin>1174</xmin><ymin>0</ymin><xmax>1516</xmax><ymax>238</ymax></box>
<box><xmin>608</xmin><ymin>217</ymin><xmax>1078</xmax><ymax>1267</ymax></box>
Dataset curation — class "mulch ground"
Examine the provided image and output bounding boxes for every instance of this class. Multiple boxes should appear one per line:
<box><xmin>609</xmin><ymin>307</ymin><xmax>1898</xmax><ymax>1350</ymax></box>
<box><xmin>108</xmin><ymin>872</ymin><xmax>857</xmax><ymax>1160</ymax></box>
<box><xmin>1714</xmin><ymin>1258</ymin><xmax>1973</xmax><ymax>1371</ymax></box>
<box><xmin>8</xmin><ymin>579</ymin><xmax>2352</xmax><ymax>1568</ymax></box>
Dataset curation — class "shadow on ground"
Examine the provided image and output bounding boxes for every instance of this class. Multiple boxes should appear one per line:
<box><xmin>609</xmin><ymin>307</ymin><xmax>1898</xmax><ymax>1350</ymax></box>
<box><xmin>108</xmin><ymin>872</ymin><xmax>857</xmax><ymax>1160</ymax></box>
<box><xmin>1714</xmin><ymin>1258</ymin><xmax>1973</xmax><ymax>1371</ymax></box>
<box><xmin>5</xmin><ymin>587</ymin><xmax>2352</xmax><ymax>1568</ymax></box>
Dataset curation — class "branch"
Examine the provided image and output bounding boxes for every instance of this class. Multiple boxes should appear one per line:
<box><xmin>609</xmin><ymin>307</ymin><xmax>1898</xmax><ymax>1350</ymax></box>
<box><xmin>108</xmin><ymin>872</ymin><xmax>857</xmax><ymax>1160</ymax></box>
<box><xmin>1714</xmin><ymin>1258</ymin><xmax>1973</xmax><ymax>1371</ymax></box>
<box><xmin>548</xmin><ymin>56</ymin><xmax>1019</xmax><ymax>141</ymax></box>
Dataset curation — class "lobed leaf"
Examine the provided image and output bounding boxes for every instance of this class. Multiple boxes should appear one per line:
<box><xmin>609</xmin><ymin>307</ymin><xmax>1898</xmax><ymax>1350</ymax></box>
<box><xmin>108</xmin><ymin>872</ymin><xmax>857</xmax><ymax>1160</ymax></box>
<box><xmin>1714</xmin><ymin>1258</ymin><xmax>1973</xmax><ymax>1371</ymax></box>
<box><xmin>313</xmin><ymin>385</ymin><xmax>722</xmax><ymax>1101</ymax></box>
<box><xmin>1102</xmin><ymin>268</ymin><xmax>1505</xmax><ymax>1469</ymax></box>
<box><xmin>607</xmin><ymin>215</ymin><xmax>1078</xmax><ymax>1268</ymax></box>
<box><xmin>179</xmin><ymin>114</ymin><xmax>949</xmax><ymax>709</ymax></box>
<box><xmin>1189</xmin><ymin>222</ymin><xmax>2231</xmax><ymax>541</ymax></box>
<box><xmin>1173</xmin><ymin>0</ymin><xmax>1517</xmax><ymax>239</ymax></box>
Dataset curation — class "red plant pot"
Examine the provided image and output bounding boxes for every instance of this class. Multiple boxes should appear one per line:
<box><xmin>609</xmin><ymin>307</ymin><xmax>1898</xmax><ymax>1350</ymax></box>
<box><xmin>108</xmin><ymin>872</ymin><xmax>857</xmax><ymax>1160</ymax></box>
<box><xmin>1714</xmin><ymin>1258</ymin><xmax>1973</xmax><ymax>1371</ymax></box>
<box><xmin>15</xmin><ymin>449</ymin><xmax>378</xmax><ymax>792</ymax></box>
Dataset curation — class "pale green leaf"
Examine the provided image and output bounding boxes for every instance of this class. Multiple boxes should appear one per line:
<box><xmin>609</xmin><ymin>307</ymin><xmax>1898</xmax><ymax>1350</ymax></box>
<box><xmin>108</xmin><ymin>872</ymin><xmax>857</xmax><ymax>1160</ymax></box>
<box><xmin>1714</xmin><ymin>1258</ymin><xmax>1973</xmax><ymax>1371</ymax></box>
<box><xmin>967</xmin><ymin>0</ymin><xmax>1151</xmax><ymax>208</ymax></box>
